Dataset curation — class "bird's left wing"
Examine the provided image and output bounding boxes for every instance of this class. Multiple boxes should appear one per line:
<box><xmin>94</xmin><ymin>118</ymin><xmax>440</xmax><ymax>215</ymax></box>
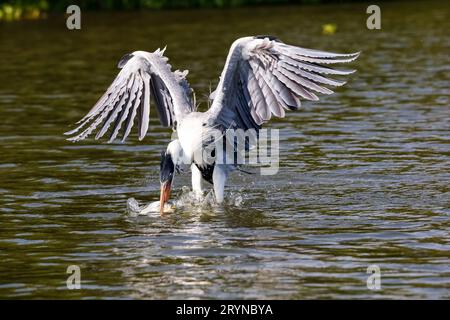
<box><xmin>65</xmin><ymin>49</ymin><xmax>193</xmax><ymax>143</ymax></box>
<box><xmin>206</xmin><ymin>36</ymin><xmax>359</xmax><ymax>131</ymax></box>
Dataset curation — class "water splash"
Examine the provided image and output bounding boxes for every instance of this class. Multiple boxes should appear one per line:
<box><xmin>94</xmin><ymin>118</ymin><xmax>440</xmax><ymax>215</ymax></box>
<box><xmin>126</xmin><ymin>197</ymin><xmax>175</xmax><ymax>217</ymax></box>
<box><xmin>126</xmin><ymin>186</ymin><xmax>245</xmax><ymax>216</ymax></box>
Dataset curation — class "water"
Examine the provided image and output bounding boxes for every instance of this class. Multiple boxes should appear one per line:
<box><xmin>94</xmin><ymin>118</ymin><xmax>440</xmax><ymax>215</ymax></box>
<box><xmin>0</xmin><ymin>1</ymin><xmax>449</xmax><ymax>299</ymax></box>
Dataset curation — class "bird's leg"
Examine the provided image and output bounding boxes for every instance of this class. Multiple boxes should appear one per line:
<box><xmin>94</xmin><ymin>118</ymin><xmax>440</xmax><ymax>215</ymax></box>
<box><xmin>213</xmin><ymin>165</ymin><xmax>228</xmax><ymax>204</ymax></box>
<box><xmin>191</xmin><ymin>164</ymin><xmax>203</xmax><ymax>199</ymax></box>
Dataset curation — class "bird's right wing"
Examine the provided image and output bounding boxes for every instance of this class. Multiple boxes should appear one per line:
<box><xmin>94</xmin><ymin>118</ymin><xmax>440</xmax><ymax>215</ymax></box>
<box><xmin>206</xmin><ymin>36</ymin><xmax>359</xmax><ymax>131</ymax></box>
<box><xmin>65</xmin><ymin>49</ymin><xmax>193</xmax><ymax>143</ymax></box>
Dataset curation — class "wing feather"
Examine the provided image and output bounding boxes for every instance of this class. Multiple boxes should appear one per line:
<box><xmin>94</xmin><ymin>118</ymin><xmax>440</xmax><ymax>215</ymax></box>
<box><xmin>207</xmin><ymin>36</ymin><xmax>359</xmax><ymax>130</ymax></box>
<box><xmin>139</xmin><ymin>71</ymin><xmax>151</xmax><ymax>141</ymax></box>
<box><xmin>65</xmin><ymin>49</ymin><xmax>193</xmax><ymax>143</ymax></box>
<box><xmin>96</xmin><ymin>75</ymin><xmax>135</xmax><ymax>140</ymax></box>
<box><xmin>250</xmin><ymin>61</ymin><xmax>285</xmax><ymax>118</ymax></box>
<box><xmin>109</xmin><ymin>74</ymin><xmax>141</xmax><ymax>143</ymax></box>
<box><xmin>122</xmin><ymin>82</ymin><xmax>143</xmax><ymax>142</ymax></box>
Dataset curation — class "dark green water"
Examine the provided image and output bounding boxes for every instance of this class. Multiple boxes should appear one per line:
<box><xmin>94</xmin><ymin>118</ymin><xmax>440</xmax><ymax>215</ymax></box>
<box><xmin>0</xmin><ymin>1</ymin><xmax>449</xmax><ymax>299</ymax></box>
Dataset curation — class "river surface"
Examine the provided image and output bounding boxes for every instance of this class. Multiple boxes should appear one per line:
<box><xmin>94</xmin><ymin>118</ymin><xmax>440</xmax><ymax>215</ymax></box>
<box><xmin>0</xmin><ymin>1</ymin><xmax>449</xmax><ymax>299</ymax></box>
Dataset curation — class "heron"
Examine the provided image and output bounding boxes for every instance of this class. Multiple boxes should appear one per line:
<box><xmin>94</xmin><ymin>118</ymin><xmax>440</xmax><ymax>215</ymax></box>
<box><xmin>65</xmin><ymin>36</ymin><xmax>359</xmax><ymax>214</ymax></box>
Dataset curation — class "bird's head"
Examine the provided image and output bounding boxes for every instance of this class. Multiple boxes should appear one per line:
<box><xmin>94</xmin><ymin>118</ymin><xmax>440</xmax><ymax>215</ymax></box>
<box><xmin>159</xmin><ymin>139</ymin><xmax>183</xmax><ymax>214</ymax></box>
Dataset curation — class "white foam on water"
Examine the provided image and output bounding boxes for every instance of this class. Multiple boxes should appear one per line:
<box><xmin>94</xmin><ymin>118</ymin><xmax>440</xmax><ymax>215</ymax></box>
<box><xmin>126</xmin><ymin>186</ymin><xmax>245</xmax><ymax>216</ymax></box>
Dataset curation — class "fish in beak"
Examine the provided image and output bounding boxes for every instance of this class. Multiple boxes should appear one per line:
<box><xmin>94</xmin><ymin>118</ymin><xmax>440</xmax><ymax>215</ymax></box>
<box><xmin>159</xmin><ymin>151</ymin><xmax>175</xmax><ymax>215</ymax></box>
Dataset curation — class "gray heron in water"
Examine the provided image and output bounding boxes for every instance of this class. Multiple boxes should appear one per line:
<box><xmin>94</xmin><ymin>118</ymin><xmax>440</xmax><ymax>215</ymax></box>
<box><xmin>65</xmin><ymin>36</ymin><xmax>359</xmax><ymax>214</ymax></box>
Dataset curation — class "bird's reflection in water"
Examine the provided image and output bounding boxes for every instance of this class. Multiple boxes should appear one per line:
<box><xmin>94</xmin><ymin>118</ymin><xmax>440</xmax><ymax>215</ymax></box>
<box><xmin>120</xmin><ymin>187</ymin><xmax>273</xmax><ymax>299</ymax></box>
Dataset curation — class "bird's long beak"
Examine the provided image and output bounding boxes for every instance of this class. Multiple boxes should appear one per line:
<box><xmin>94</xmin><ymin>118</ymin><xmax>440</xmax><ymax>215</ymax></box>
<box><xmin>160</xmin><ymin>149</ymin><xmax>176</xmax><ymax>215</ymax></box>
<box><xmin>159</xmin><ymin>180</ymin><xmax>172</xmax><ymax>215</ymax></box>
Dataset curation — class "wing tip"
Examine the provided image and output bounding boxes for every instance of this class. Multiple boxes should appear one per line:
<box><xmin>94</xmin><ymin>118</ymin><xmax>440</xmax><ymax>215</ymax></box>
<box><xmin>63</xmin><ymin>129</ymin><xmax>75</xmax><ymax>136</ymax></box>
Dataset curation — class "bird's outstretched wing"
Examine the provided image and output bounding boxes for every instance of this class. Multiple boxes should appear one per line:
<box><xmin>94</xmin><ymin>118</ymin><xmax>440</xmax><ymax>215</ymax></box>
<box><xmin>65</xmin><ymin>49</ymin><xmax>193</xmax><ymax>143</ymax></box>
<box><xmin>206</xmin><ymin>36</ymin><xmax>359</xmax><ymax>130</ymax></box>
